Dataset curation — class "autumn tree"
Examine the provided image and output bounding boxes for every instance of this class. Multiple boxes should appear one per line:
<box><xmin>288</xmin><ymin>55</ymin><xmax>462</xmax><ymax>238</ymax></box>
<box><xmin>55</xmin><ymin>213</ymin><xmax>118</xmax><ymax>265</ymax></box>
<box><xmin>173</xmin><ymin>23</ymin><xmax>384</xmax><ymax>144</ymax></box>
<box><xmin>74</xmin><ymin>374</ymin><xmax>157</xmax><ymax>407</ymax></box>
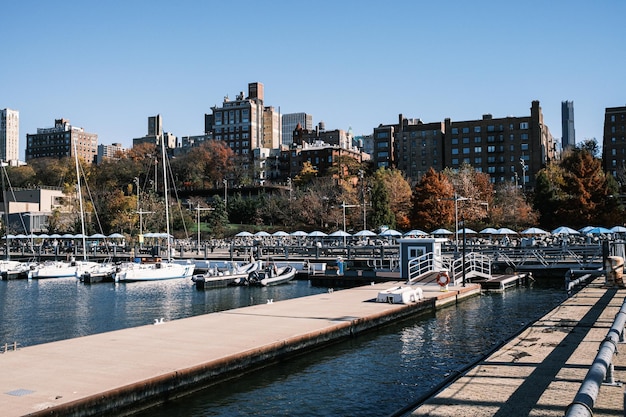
<box><xmin>443</xmin><ymin>163</ymin><xmax>493</xmax><ymax>227</ymax></box>
<box><xmin>293</xmin><ymin>161</ymin><xmax>318</xmax><ymax>187</ymax></box>
<box><xmin>411</xmin><ymin>167</ymin><xmax>455</xmax><ymax>231</ymax></box>
<box><xmin>375</xmin><ymin>168</ymin><xmax>413</xmax><ymax>230</ymax></box>
<box><xmin>490</xmin><ymin>182</ymin><xmax>538</xmax><ymax>229</ymax></box>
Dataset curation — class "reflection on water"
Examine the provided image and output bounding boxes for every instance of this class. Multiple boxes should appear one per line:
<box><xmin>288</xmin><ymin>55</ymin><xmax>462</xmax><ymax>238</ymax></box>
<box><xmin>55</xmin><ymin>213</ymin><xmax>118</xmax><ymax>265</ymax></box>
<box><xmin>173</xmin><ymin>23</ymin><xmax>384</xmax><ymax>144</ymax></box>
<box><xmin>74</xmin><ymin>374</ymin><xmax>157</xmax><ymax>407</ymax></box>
<box><xmin>0</xmin><ymin>279</ymin><xmax>328</xmax><ymax>347</ymax></box>
<box><xmin>0</xmin><ymin>279</ymin><xmax>566</xmax><ymax>416</ymax></box>
<box><xmin>135</xmin><ymin>286</ymin><xmax>566</xmax><ymax>417</ymax></box>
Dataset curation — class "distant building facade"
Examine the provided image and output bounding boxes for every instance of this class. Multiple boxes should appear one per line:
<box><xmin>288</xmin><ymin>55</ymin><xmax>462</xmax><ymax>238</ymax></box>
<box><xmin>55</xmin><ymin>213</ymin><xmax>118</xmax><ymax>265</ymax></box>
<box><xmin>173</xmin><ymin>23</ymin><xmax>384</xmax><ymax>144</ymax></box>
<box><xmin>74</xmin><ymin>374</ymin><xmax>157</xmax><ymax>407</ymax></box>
<box><xmin>561</xmin><ymin>100</ymin><xmax>576</xmax><ymax>150</ymax></box>
<box><xmin>205</xmin><ymin>82</ymin><xmax>265</xmax><ymax>157</ymax></box>
<box><xmin>97</xmin><ymin>143</ymin><xmax>124</xmax><ymax>164</ymax></box>
<box><xmin>0</xmin><ymin>108</ymin><xmax>20</xmax><ymax>163</ymax></box>
<box><xmin>132</xmin><ymin>114</ymin><xmax>177</xmax><ymax>150</ymax></box>
<box><xmin>602</xmin><ymin>106</ymin><xmax>626</xmax><ymax>179</ymax></box>
<box><xmin>282</xmin><ymin>112</ymin><xmax>313</xmax><ymax>146</ymax></box>
<box><xmin>371</xmin><ymin>101</ymin><xmax>558</xmax><ymax>188</ymax></box>
<box><xmin>26</xmin><ymin>118</ymin><xmax>98</xmax><ymax>164</ymax></box>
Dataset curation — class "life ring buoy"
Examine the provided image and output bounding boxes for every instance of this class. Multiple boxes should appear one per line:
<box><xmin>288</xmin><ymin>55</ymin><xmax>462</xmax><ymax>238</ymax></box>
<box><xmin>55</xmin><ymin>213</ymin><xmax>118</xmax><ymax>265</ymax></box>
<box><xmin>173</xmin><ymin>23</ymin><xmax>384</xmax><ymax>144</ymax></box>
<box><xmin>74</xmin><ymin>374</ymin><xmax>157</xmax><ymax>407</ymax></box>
<box><xmin>436</xmin><ymin>271</ymin><xmax>450</xmax><ymax>287</ymax></box>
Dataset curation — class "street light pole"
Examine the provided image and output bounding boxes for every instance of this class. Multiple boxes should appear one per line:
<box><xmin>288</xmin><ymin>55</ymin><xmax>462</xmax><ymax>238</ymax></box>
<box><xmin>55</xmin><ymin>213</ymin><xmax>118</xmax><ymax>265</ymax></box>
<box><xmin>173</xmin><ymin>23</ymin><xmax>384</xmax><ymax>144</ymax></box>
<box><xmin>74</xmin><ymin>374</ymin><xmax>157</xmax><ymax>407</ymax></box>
<box><xmin>520</xmin><ymin>158</ymin><xmax>527</xmax><ymax>189</ymax></box>
<box><xmin>341</xmin><ymin>201</ymin><xmax>359</xmax><ymax>246</ymax></box>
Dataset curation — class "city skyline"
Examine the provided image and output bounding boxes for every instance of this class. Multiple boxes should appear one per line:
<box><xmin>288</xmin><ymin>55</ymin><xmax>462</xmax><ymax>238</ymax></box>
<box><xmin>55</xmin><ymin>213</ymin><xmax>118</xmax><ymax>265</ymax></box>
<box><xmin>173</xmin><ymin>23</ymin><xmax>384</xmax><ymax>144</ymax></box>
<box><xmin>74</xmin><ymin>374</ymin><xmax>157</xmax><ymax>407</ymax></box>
<box><xmin>2</xmin><ymin>1</ymin><xmax>625</xmax><ymax>159</ymax></box>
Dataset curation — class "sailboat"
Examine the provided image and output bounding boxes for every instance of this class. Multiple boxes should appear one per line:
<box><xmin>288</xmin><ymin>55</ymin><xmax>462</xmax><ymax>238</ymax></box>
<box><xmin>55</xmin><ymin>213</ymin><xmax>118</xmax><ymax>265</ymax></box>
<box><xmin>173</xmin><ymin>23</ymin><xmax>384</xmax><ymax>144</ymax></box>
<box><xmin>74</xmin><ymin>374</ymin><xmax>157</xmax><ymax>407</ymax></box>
<box><xmin>114</xmin><ymin>141</ymin><xmax>194</xmax><ymax>282</ymax></box>
<box><xmin>29</xmin><ymin>143</ymin><xmax>99</xmax><ymax>279</ymax></box>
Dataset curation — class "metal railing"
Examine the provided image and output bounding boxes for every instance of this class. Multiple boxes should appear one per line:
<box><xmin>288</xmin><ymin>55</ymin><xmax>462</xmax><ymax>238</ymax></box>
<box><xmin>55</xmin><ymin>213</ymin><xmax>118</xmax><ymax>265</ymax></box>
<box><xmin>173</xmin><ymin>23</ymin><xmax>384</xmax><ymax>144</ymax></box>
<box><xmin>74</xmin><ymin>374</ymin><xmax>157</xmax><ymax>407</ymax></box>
<box><xmin>450</xmin><ymin>252</ymin><xmax>492</xmax><ymax>285</ymax></box>
<box><xmin>565</xmin><ymin>297</ymin><xmax>626</xmax><ymax>417</ymax></box>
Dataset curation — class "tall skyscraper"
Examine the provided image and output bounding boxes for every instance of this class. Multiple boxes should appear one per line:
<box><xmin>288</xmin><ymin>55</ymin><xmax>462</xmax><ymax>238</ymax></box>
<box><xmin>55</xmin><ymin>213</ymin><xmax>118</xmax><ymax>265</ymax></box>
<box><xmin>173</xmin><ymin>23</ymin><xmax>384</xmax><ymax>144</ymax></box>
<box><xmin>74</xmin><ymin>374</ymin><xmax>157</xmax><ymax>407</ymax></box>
<box><xmin>561</xmin><ymin>100</ymin><xmax>575</xmax><ymax>149</ymax></box>
<box><xmin>0</xmin><ymin>108</ymin><xmax>20</xmax><ymax>162</ymax></box>
<box><xmin>282</xmin><ymin>112</ymin><xmax>313</xmax><ymax>146</ymax></box>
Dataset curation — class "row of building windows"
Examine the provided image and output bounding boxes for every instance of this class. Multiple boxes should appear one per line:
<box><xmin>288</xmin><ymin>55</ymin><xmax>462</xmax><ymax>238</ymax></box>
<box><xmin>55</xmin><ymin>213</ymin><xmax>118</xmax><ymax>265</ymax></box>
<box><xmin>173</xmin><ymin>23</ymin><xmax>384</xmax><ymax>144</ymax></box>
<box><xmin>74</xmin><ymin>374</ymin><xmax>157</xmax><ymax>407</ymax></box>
<box><xmin>450</xmin><ymin>122</ymin><xmax>529</xmax><ymax>135</ymax></box>
<box><xmin>451</xmin><ymin>144</ymin><xmax>529</xmax><ymax>154</ymax></box>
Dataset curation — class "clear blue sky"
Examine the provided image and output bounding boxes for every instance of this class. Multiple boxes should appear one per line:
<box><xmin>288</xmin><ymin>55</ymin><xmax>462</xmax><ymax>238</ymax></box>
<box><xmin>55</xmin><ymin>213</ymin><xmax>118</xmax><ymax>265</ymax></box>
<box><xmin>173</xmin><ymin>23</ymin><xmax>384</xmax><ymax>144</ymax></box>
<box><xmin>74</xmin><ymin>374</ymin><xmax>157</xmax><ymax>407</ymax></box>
<box><xmin>2</xmin><ymin>1</ymin><xmax>625</xmax><ymax>160</ymax></box>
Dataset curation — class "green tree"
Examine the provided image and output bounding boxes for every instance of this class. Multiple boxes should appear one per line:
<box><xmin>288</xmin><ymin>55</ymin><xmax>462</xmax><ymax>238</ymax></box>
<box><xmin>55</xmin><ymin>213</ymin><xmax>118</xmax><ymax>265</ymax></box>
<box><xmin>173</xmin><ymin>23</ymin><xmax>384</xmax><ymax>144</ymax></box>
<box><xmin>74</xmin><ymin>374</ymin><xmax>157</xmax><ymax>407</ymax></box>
<box><xmin>207</xmin><ymin>195</ymin><xmax>228</xmax><ymax>238</ymax></box>
<box><xmin>369</xmin><ymin>175</ymin><xmax>395</xmax><ymax>231</ymax></box>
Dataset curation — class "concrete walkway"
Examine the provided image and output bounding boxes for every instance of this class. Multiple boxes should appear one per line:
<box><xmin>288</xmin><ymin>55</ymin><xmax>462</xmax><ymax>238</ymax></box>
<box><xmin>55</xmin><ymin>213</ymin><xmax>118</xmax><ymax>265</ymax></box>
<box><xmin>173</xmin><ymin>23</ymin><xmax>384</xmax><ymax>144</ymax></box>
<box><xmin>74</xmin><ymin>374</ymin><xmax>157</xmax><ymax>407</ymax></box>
<box><xmin>0</xmin><ymin>280</ymin><xmax>479</xmax><ymax>417</ymax></box>
<box><xmin>410</xmin><ymin>278</ymin><xmax>626</xmax><ymax>417</ymax></box>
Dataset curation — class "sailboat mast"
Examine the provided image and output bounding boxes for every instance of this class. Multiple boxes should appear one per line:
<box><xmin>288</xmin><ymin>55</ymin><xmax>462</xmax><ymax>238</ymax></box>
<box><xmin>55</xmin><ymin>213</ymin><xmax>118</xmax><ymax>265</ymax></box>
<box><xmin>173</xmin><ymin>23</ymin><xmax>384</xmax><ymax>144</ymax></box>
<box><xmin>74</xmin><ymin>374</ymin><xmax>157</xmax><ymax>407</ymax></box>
<box><xmin>73</xmin><ymin>140</ymin><xmax>87</xmax><ymax>261</ymax></box>
<box><xmin>1</xmin><ymin>162</ymin><xmax>10</xmax><ymax>260</ymax></box>
<box><xmin>161</xmin><ymin>140</ymin><xmax>171</xmax><ymax>261</ymax></box>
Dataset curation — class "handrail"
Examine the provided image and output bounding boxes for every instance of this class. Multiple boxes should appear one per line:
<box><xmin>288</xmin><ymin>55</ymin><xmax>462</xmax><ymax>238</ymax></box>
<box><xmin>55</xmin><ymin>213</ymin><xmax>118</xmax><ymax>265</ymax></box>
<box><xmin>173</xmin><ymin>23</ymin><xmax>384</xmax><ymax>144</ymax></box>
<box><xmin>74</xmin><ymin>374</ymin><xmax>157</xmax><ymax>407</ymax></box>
<box><xmin>565</xmin><ymin>297</ymin><xmax>626</xmax><ymax>416</ymax></box>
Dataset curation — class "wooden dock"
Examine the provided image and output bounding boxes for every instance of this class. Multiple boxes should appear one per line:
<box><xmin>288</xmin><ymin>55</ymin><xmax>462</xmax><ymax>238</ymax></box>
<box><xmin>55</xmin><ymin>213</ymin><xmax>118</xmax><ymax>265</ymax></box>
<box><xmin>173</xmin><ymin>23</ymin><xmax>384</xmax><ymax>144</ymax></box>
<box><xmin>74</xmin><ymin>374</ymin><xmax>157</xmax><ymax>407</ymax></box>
<box><xmin>0</xmin><ymin>279</ymin><xmax>480</xmax><ymax>417</ymax></box>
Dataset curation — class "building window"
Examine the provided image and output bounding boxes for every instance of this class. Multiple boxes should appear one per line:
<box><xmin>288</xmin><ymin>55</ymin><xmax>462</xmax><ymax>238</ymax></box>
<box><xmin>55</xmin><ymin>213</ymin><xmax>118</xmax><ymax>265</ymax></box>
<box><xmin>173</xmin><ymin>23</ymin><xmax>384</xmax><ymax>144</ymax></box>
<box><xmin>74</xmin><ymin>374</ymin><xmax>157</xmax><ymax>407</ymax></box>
<box><xmin>474</xmin><ymin>126</ymin><xmax>481</xmax><ymax>133</ymax></box>
<box><xmin>452</xmin><ymin>158</ymin><xmax>459</xmax><ymax>165</ymax></box>
<box><xmin>487</xmin><ymin>146</ymin><xmax>495</xmax><ymax>153</ymax></box>
<box><xmin>462</xmin><ymin>137</ymin><xmax>470</xmax><ymax>144</ymax></box>
<box><xmin>462</xmin><ymin>127</ymin><xmax>470</xmax><ymax>134</ymax></box>
<box><xmin>474</xmin><ymin>146</ymin><xmax>482</xmax><ymax>153</ymax></box>
<box><xmin>452</xmin><ymin>148</ymin><xmax>459</xmax><ymax>155</ymax></box>
<box><xmin>451</xmin><ymin>138</ymin><xmax>459</xmax><ymax>145</ymax></box>
<box><xmin>487</xmin><ymin>125</ymin><xmax>495</xmax><ymax>132</ymax></box>
<box><xmin>451</xmin><ymin>128</ymin><xmax>458</xmax><ymax>134</ymax></box>
<box><xmin>520</xmin><ymin>122</ymin><xmax>529</xmax><ymax>129</ymax></box>
<box><xmin>521</xmin><ymin>143</ymin><xmax>529</xmax><ymax>151</ymax></box>
<box><xmin>463</xmin><ymin>148</ymin><xmax>470</xmax><ymax>154</ymax></box>
<box><xmin>474</xmin><ymin>157</ymin><xmax>482</xmax><ymax>164</ymax></box>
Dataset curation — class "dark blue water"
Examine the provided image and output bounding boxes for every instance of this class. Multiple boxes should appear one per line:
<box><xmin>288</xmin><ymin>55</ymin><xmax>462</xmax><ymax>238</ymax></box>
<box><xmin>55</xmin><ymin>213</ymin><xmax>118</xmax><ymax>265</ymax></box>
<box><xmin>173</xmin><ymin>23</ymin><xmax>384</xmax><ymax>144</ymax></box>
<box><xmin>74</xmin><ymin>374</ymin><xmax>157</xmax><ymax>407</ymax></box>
<box><xmin>0</xmin><ymin>278</ymin><xmax>328</xmax><ymax>347</ymax></box>
<box><xmin>0</xmin><ymin>279</ymin><xmax>566</xmax><ymax>416</ymax></box>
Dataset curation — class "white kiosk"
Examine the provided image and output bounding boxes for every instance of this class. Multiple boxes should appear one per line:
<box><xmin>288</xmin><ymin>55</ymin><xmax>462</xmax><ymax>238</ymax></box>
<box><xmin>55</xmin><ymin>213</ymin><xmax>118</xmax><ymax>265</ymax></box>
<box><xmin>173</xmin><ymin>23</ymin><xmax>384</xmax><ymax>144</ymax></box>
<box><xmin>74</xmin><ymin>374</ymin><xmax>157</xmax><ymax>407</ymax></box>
<box><xmin>398</xmin><ymin>238</ymin><xmax>448</xmax><ymax>280</ymax></box>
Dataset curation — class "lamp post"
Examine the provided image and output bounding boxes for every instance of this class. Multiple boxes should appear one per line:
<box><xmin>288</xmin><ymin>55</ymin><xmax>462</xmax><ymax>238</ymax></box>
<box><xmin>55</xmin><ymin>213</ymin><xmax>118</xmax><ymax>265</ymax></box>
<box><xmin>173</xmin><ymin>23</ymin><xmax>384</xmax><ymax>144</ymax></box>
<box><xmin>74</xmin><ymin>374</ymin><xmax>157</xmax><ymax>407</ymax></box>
<box><xmin>454</xmin><ymin>193</ymin><xmax>470</xmax><ymax>249</ymax></box>
<box><xmin>520</xmin><ymin>158</ymin><xmax>527</xmax><ymax>189</ymax></box>
<box><xmin>341</xmin><ymin>201</ymin><xmax>359</xmax><ymax>247</ymax></box>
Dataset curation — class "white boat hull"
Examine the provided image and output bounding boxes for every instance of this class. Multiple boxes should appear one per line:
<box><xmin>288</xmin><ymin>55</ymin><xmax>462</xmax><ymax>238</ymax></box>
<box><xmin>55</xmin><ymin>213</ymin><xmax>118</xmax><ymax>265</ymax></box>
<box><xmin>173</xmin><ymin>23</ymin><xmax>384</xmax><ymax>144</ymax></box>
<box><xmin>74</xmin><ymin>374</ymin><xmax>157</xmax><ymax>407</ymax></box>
<box><xmin>115</xmin><ymin>262</ymin><xmax>194</xmax><ymax>282</ymax></box>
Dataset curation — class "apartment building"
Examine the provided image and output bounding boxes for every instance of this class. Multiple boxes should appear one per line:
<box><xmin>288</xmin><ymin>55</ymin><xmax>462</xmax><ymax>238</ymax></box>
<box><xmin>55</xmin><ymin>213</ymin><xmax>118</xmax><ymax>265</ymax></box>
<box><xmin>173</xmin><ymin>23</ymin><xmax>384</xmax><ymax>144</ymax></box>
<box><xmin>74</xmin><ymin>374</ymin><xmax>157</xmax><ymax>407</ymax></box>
<box><xmin>372</xmin><ymin>101</ymin><xmax>558</xmax><ymax>188</ymax></box>
<box><xmin>205</xmin><ymin>82</ymin><xmax>265</xmax><ymax>157</ymax></box>
<box><xmin>602</xmin><ymin>106</ymin><xmax>626</xmax><ymax>179</ymax></box>
<box><xmin>26</xmin><ymin>118</ymin><xmax>98</xmax><ymax>164</ymax></box>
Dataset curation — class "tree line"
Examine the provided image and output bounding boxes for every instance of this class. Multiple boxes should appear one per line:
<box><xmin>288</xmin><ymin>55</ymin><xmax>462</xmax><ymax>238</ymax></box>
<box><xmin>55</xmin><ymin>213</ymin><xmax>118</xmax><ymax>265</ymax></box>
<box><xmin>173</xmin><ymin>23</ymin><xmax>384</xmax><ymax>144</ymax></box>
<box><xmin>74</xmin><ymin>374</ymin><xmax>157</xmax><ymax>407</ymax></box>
<box><xmin>3</xmin><ymin>139</ymin><xmax>622</xmax><ymax>240</ymax></box>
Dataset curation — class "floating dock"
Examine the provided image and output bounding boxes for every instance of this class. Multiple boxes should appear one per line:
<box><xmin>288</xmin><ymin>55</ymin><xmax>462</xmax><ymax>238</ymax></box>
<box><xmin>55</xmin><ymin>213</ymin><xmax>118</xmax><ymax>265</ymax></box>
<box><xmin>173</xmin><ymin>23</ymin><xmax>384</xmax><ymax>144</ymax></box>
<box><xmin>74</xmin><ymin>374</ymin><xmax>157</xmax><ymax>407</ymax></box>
<box><xmin>408</xmin><ymin>277</ymin><xmax>625</xmax><ymax>417</ymax></box>
<box><xmin>0</xmin><ymin>280</ymin><xmax>480</xmax><ymax>417</ymax></box>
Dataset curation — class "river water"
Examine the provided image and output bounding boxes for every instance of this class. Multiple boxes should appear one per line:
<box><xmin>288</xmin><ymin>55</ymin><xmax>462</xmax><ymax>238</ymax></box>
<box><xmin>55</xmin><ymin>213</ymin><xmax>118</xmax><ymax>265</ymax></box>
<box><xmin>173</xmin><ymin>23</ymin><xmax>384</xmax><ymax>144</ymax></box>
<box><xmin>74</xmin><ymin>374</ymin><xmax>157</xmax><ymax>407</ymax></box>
<box><xmin>0</xmin><ymin>278</ymin><xmax>566</xmax><ymax>416</ymax></box>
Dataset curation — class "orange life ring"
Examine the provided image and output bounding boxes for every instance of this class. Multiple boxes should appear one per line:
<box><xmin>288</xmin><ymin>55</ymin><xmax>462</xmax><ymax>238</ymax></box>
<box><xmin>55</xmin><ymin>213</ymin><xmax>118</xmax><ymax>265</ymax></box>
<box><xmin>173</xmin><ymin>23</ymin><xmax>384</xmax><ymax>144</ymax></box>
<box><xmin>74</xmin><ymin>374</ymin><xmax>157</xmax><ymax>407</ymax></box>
<box><xmin>437</xmin><ymin>271</ymin><xmax>450</xmax><ymax>287</ymax></box>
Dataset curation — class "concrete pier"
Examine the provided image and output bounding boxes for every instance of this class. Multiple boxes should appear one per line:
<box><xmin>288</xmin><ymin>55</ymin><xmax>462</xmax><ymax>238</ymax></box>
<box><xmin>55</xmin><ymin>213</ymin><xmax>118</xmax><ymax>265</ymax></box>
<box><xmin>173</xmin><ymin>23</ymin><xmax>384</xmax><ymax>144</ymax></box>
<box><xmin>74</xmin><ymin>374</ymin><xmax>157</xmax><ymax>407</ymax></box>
<box><xmin>0</xmin><ymin>280</ymin><xmax>480</xmax><ymax>417</ymax></box>
<box><xmin>409</xmin><ymin>277</ymin><xmax>626</xmax><ymax>416</ymax></box>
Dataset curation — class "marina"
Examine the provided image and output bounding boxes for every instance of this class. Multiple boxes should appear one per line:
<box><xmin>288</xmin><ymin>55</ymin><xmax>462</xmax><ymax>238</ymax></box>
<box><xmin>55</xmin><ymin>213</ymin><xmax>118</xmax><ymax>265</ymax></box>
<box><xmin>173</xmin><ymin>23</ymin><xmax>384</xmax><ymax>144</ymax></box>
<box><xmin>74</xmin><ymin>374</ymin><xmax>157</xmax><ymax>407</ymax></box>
<box><xmin>0</xmin><ymin>236</ymin><xmax>624</xmax><ymax>416</ymax></box>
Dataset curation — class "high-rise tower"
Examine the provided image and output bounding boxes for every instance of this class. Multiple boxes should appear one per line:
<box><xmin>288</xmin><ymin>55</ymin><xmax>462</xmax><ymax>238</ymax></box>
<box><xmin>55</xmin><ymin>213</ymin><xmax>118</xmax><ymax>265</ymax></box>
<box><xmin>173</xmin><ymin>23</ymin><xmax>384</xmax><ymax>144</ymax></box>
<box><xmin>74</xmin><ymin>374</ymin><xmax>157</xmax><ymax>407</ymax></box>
<box><xmin>0</xmin><ymin>108</ymin><xmax>20</xmax><ymax>162</ymax></box>
<box><xmin>561</xmin><ymin>101</ymin><xmax>575</xmax><ymax>150</ymax></box>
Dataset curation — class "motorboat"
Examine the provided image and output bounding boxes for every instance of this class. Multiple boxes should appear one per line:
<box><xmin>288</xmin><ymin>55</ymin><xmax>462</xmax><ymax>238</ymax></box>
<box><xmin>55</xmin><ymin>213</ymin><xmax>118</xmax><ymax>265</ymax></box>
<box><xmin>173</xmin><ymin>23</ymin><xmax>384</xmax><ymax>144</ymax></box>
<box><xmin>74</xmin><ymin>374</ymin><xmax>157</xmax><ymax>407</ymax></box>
<box><xmin>192</xmin><ymin>261</ymin><xmax>259</xmax><ymax>289</ymax></box>
<box><xmin>247</xmin><ymin>264</ymin><xmax>296</xmax><ymax>286</ymax></box>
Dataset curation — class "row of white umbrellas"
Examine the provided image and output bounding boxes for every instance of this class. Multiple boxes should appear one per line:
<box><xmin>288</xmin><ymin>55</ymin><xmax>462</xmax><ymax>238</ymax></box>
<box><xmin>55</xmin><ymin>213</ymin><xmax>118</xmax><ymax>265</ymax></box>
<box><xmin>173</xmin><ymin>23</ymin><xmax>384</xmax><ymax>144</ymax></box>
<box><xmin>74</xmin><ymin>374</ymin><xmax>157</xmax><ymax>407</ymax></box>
<box><xmin>235</xmin><ymin>225</ymin><xmax>626</xmax><ymax>239</ymax></box>
<box><xmin>4</xmin><ymin>233</ymin><xmax>125</xmax><ymax>239</ymax></box>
